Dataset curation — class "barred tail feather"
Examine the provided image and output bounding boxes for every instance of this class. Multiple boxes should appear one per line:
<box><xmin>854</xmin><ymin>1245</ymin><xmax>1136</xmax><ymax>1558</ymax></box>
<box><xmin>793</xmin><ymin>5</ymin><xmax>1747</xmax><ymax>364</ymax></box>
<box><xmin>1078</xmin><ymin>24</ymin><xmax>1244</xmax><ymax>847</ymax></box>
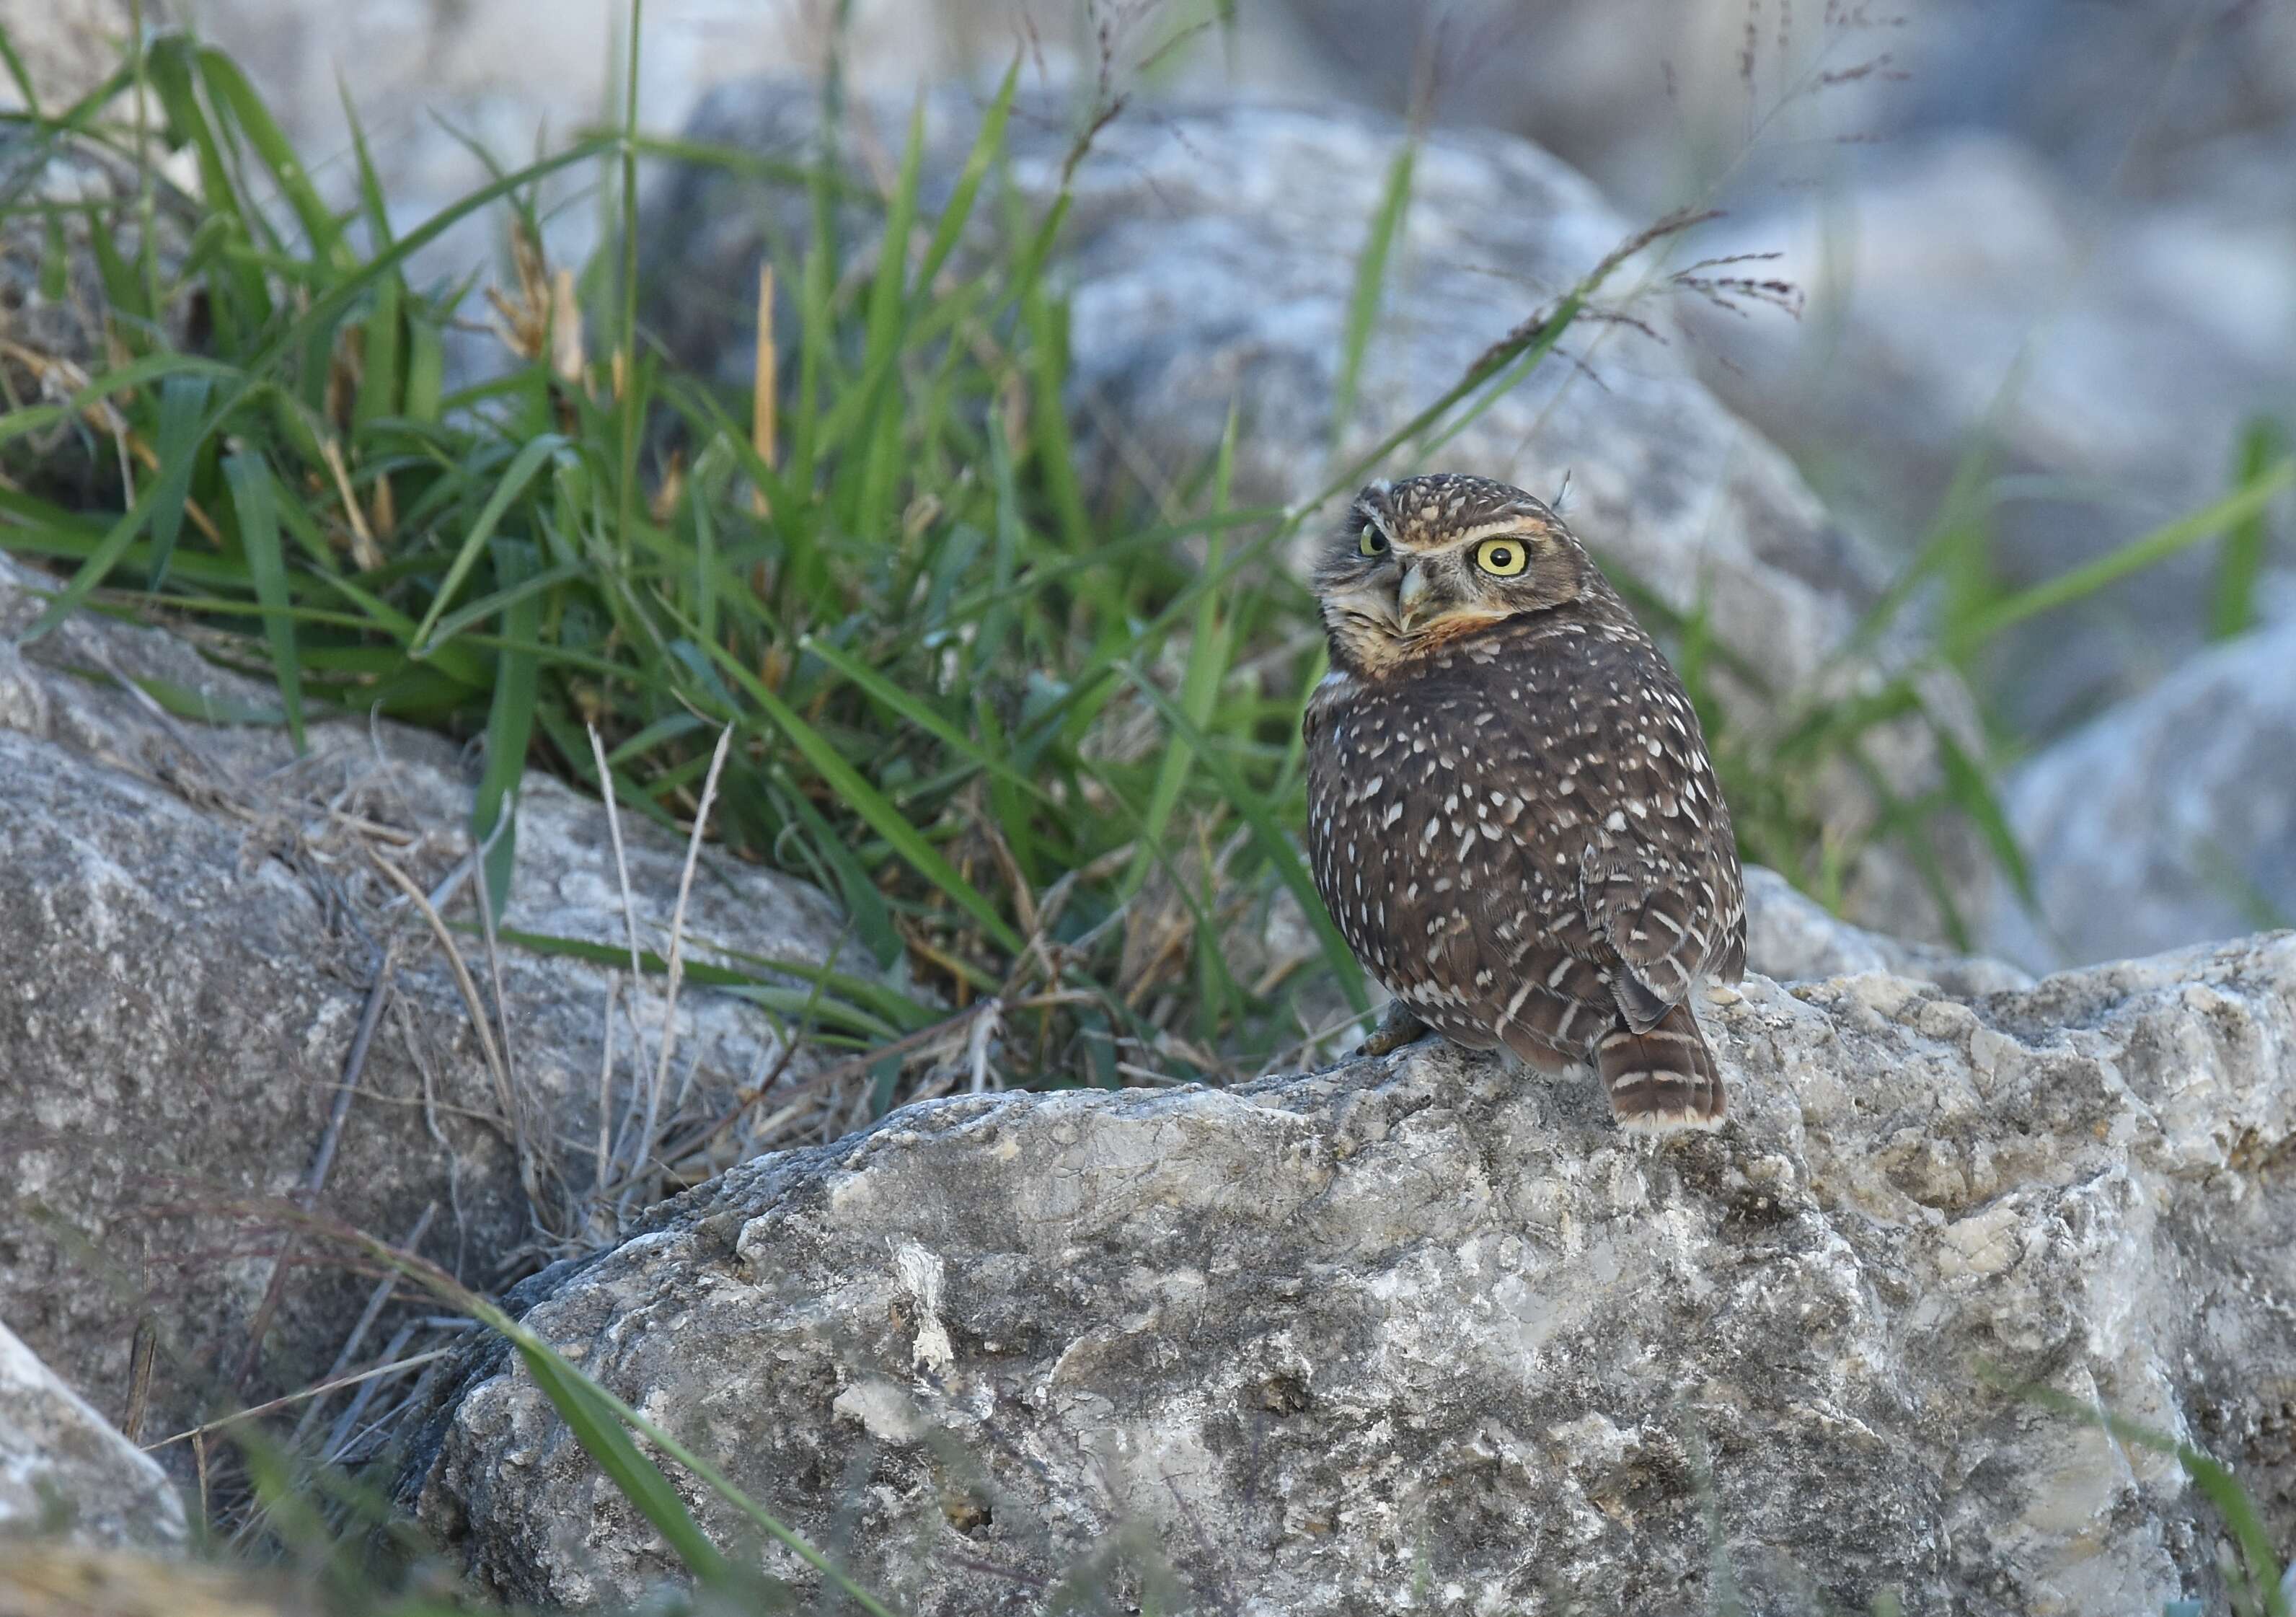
<box><xmin>1598</xmin><ymin>1003</ymin><xmax>1725</xmax><ymax>1132</ymax></box>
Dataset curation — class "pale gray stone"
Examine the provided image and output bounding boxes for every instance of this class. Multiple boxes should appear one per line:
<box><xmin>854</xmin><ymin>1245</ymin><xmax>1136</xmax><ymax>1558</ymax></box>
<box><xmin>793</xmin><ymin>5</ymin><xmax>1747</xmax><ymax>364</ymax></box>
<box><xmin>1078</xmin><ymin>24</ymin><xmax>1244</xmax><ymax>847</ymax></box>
<box><xmin>0</xmin><ymin>0</ymin><xmax>139</xmax><ymax>117</ymax></box>
<box><xmin>1743</xmin><ymin>865</ymin><xmax>2031</xmax><ymax>997</ymax></box>
<box><xmin>0</xmin><ymin>552</ymin><xmax>847</xmax><ymax>1456</ymax></box>
<box><xmin>405</xmin><ymin>933</ymin><xmax>2296</xmax><ymax>1615</ymax></box>
<box><xmin>0</xmin><ymin>1321</ymin><xmax>185</xmax><ymax>1551</ymax></box>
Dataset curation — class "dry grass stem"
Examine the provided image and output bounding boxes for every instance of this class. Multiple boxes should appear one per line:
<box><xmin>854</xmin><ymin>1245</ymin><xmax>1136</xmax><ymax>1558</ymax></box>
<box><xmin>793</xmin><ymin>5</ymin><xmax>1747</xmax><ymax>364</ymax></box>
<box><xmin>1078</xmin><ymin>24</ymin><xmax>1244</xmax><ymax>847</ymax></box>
<box><xmin>147</xmin><ymin>1347</ymin><xmax>455</xmax><ymax>1450</ymax></box>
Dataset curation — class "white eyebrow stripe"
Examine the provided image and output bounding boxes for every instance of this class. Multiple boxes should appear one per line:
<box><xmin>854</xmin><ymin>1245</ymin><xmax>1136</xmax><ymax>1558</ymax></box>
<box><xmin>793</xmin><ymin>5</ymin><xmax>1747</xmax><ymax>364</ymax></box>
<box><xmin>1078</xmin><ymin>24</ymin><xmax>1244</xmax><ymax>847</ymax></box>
<box><xmin>1354</xmin><ymin>509</ymin><xmax>1399</xmax><ymax>547</ymax></box>
<box><xmin>1410</xmin><ymin>518</ymin><xmax>1549</xmax><ymax>551</ymax></box>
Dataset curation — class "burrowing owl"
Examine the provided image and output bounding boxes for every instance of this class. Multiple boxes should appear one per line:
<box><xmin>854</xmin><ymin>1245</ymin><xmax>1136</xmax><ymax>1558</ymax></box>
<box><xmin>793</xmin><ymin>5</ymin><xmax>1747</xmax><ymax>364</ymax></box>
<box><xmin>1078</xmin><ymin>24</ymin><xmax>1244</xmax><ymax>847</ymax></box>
<box><xmin>1303</xmin><ymin>472</ymin><xmax>1746</xmax><ymax>1130</ymax></box>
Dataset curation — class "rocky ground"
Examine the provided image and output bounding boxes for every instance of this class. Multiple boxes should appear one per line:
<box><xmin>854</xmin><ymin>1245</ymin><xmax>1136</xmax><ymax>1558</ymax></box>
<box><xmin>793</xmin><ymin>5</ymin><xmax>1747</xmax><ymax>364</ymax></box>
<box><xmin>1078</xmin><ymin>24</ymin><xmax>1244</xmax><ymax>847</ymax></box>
<box><xmin>402</xmin><ymin>933</ymin><xmax>2296</xmax><ymax>1616</ymax></box>
<box><xmin>4</xmin><ymin>0</ymin><xmax>2294</xmax><ymax>1611</ymax></box>
<box><xmin>0</xmin><ymin>547</ymin><xmax>849</xmax><ymax>1464</ymax></box>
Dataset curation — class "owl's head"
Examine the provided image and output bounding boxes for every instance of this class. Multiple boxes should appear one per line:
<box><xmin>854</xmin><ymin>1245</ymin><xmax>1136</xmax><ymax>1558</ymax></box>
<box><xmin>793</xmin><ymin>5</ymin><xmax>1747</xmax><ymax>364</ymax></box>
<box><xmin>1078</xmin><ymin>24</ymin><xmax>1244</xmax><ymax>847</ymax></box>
<box><xmin>1312</xmin><ymin>472</ymin><xmax>1591</xmax><ymax>675</ymax></box>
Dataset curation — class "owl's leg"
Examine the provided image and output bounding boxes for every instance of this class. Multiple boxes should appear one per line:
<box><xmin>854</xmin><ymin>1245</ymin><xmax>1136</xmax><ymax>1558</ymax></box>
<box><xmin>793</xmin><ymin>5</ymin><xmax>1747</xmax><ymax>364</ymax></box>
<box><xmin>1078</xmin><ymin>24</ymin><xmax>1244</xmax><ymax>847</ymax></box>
<box><xmin>1356</xmin><ymin>999</ymin><xmax>1433</xmax><ymax>1058</ymax></box>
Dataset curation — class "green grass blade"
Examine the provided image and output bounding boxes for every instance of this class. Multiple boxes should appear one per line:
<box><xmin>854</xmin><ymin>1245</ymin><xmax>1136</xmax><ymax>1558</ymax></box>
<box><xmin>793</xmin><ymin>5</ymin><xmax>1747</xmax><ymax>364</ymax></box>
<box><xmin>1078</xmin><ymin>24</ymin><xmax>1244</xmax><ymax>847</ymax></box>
<box><xmin>195</xmin><ymin>44</ymin><xmax>346</xmax><ymax>264</ymax></box>
<box><xmin>1020</xmin><ymin>272</ymin><xmax>1090</xmax><ymax>550</ymax></box>
<box><xmin>491</xmin><ymin>926</ymin><xmax>917</xmax><ymax>1041</ymax></box>
<box><xmin>1120</xmin><ymin>661</ymin><xmax>1369</xmax><ymax>1014</ymax></box>
<box><xmin>404</xmin><ymin>308</ymin><xmax>446</xmax><ymax>423</ymax></box>
<box><xmin>316</xmin><ymin>571</ymin><xmax>491</xmax><ymax>690</ymax></box>
<box><xmin>1930</xmin><ymin>723</ymin><xmax>2034</xmax><ymax>911</ymax></box>
<box><xmin>356</xmin><ymin>273</ymin><xmax>405</xmax><ymax>432</ymax></box>
<box><xmin>473</xmin><ymin>541</ymin><xmax>544</xmax><ymax>917</ymax></box>
<box><xmin>339</xmin><ymin>74</ymin><xmax>397</xmax><ymax>252</ymax></box>
<box><xmin>1126</xmin><ymin>405</ymin><xmax>1240</xmax><ymax>898</ymax></box>
<box><xmin>798</xmin><ymin>633</ymin><xmax>1054</xmax><ymax>806</ymax></box>
<box><xmin>2018</xmin><ymin>1384</ymin><xmax>2287</xmax><ymax>1616</ymax></box>
<box><xmin>688</xmin><ymin>626</ymin><xmax>1024</xmax><ymax>956</ymax></box>
<box><xmin>910</xmin><ymin>58</ymin><xmax>1020</xmax><ymax>296</ymax></box>
<box><xmin>1952</xmin><ymin>457</ymin><xmax>2296</xmax><ymax>655</ymax></box>
<box><xmin>777</xmin><ymin>773</ymin><xmax>904</xmax><ymax>970</ymax></box>
<box><xmin>145</xmin><ymin>372</ymin><xmax>212</xmax><ymax>589</ymax></box>
<box><xmin>2209</xmin><ymin>417</ymin><xmax>2286</xmax><ymax>642</ymax></box>
<box><xmin>847</xmin><ymin>94</ymin><xmax>929</xmax><ymax>542</ymax></box>
<box><xmin>45</xmin><ymin>58</ymin><xmax>138</xmax><ymax>136</ymax></box>
<box><xmin>289</xmin><ymin>1216</ymin><xmax>896</xmax><ymax>1611</ymax></box>
<box><xmin>1333</xmin><ymin>138</ymin><xmax>1416</xmax><ymax>439</ymax></box>
<box><xmin>222</xmin><ymin>449</ymin><xmax>306</xmax><ymax>755</ymax></box>
<box><xmin>406</xmin><ymin>432</ymin><xmax>567</xmax><ymax>656</ymax></box>
<box><xmin>0</xmin><ymin>24</ymin><xmax>40</xmax><ymax>118</ymax></box>
<box><xmin>416</xmin><ymin>559</ymin><xmax>588</xmax><ymax>649</ymax></box>
<box><xmin>0</xmin><ymin>403</ymin><xmax>67</xmax><ymax>451</ymax></box>
<box><xmin>516</xmin><ymin>1343</ymin><xmax>746</xmax><ymax>1590</ymax></box>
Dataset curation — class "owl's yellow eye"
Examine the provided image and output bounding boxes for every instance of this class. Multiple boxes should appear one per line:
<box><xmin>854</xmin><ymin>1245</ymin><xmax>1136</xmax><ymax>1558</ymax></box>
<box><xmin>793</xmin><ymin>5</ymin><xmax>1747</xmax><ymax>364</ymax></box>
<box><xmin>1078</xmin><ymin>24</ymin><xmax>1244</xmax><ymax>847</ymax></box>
<box><xmin>1474</xmin><ymin>536</ymin><xmax>1530</xmax><ymax>577</ymax></box>
<box><xmin>1358</xmin><ymin>524</ymin><xmax>1387</xmax><ymax>558</ymax></box>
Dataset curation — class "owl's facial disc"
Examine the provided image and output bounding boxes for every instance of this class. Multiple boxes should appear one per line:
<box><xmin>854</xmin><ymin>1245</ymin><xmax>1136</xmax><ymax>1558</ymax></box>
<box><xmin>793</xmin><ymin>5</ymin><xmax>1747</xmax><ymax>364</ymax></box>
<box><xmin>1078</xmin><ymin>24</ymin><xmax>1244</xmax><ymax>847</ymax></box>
<box><xmin>1313</xmin><ymin>514</ymin><xmax>1404</xmax><ymax>633</ymax></box>
<box><xmin>1317</xmin><ymin>476</ymin><xmax>1591</xmax><ymax>675</ymax></box>
<box><xmin>1394</xmin><ymin>540</ymin><xmax>1525</xmax><ymax>640</ymax></box>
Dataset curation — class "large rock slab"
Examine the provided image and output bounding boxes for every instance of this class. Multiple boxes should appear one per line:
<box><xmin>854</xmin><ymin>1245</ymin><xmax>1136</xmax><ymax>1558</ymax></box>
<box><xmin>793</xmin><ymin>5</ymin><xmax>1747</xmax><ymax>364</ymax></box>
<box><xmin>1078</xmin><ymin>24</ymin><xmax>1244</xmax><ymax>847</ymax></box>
<box><xmin>0</xmin><ymin>1323</ymin><xmax>185</xmax><ymax>1551</ymax></box>
<box><xmin>1741</xmin><ymin>864</ymin><xmax>2029</xmax><ymax>997</ymax></box>
<box><xmin>1986</xmin><ymin>619</ymin><xmax>2296</xmax><ymax>973</ymax></box>
<box><xmin>0</xmin><ymin>552</ymin><xmax>847</xmax><ymax>1458</ymax></box>
<box><xmin>406</xmin><ymin>933</ymin><xmax>2296</xmax><ymax>1615</ymax></box>
<box><xmin>648</xmin><ymin>89</ymin><xmax>1988</xmax><ymax>943</ymax></box>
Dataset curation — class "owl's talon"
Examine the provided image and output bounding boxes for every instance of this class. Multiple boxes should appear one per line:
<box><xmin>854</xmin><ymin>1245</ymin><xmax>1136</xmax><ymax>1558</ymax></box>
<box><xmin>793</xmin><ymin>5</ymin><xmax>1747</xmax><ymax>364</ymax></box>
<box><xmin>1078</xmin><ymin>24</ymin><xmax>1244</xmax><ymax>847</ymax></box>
<box><xmin>1354</xmin><ymin>1003</ymin><xmax>1432</xmax><ymax>1059</ymax></box>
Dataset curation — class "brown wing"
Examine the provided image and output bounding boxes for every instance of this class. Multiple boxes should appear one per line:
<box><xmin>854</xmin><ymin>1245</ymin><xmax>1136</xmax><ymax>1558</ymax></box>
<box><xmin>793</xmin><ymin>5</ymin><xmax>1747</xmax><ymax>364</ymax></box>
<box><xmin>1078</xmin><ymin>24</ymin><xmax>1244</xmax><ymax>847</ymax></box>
<box><xmin>1305</xmin><ymin>663</ymin><xmax>1602</xmax><ymax>1059</ymax></box>
<box><xmin>1460</xmin><ymin>621</ymin><xmax>1744</xmax><ymax>1049</ymax></box>
<box><xmin>1302</xmin><ymin>623</ymin><xmax>1742</xmax><ymax>1066</ymax></box>
<box><xmin>1567</xmin><ymin>633</ymin><xmax>1744</xmax><ymax>1028</ymax></box>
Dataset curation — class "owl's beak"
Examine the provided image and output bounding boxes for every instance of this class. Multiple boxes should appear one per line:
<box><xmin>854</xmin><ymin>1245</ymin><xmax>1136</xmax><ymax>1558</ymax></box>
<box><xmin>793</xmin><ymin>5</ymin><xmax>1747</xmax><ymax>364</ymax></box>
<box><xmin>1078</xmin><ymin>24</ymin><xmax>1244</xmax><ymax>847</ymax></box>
<box><xmin>1395</xmin><ymin>564</ymin><xmax>1433</xmax><ymax>634</ymax></box>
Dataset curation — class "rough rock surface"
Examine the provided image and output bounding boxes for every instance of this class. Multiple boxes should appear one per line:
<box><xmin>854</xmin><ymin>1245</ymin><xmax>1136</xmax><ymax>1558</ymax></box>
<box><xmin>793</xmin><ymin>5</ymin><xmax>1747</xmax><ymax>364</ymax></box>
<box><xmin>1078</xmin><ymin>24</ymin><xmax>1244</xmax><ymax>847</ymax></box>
<box><xmin>648</xmin><ymin>89</ymin><xmax>1987</xmax><ymax>942</ymax></box>
<box><xmin>1742</xmin><ymin>865</ymin><xmax>2030</xmax><ymax>997</ymax></box>
<box><xmin>0</xmin><ymin>1323</ymin><xmax>185</xmax><ymax>1551</ymax></box>
<box><xmin>407</xmin><ymin>933</ymin><xmax>2296</xmax><ymax>1616</ymax></box>
<box><xmin>1986</xmin><ymin>620</ymin><xmax>2296</xmax><ymax>974</ymax></box>
<box><xmin>0</xmin><ymin>551</ymin><xmax>847</xmax><ymax>1457</ymax></box>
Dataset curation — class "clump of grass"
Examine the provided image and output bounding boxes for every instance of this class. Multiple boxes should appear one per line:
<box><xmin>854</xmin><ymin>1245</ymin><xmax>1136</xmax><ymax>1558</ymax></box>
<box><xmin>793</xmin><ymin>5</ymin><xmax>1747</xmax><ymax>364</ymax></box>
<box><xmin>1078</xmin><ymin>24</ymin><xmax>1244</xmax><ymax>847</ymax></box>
<box><xmin>6</xmin><ymin>0</ymin><xmax>2290</xmax><ymax>1091</ymax></box>
<box><xmin>0</xmin><ymin>7</ymin><xmax>1710</xmax><ymax>1115</ymax></box>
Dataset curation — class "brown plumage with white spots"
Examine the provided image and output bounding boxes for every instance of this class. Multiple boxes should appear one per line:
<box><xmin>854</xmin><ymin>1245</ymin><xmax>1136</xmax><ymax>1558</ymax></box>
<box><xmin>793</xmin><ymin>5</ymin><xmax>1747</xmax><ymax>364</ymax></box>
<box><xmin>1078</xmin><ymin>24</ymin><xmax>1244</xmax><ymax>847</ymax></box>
<box><xmin>1303</xmin><ymin>472</ymin><xmax>1746</xmax><ymax>1131</ymax></box>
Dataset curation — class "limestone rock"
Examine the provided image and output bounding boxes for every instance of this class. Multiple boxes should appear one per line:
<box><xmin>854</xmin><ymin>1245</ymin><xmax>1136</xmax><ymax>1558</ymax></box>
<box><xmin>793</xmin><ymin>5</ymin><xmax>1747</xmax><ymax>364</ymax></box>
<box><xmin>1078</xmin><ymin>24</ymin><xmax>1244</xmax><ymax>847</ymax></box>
<box><xmin>0</xmin><ymin>552</ymin><xmax>847</xmax><ymax>1458</ymax></box>
<box><xmin>405</xmin><ymin>933</ymin><xmax>2296</xmax><ymax>1615</ymax></box>
<box><xmin>0</xmin><ymin>1</ymin><xmax>141</xmax><ymax>118</ymax></box>
<box><xmin>1986</xmin><ymin>619</ymin><xmax>2296</xmax><ymax>973</ymax></box>
<box><xmin>1742</xmin><ymin>864</ymin><xmax>2030</xmax><ymax>997</ymax></box>
<box><xmin>0</xmin><ymin>1322</ymin><xmax>185</xmax><ymax>1551</ymax></box>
